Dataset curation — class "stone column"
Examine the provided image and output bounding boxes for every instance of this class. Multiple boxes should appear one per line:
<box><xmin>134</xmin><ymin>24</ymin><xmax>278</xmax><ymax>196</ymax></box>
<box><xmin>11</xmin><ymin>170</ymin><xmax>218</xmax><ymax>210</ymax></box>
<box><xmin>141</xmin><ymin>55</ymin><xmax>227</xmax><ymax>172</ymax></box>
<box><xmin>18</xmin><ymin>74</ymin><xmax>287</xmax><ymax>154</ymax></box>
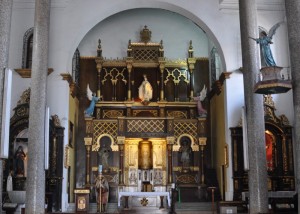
<box><xmin>239</xmin><ymin>1</ymin><xmax>268</xmax><ymax>213</ymax></box>
<box><xmin>26</xmin><ymin>0</ymin><xmax>50</xmax><ymax>213</ymax></box>
<box><xmin>285</xmin><ymin>0</ymin><xmax>300</xmax><ymax>209</ymax></box>
<box><xmin>0</xmin><ymin>1</ymin><xmax>13</xmax><ymax>213</ymax></box>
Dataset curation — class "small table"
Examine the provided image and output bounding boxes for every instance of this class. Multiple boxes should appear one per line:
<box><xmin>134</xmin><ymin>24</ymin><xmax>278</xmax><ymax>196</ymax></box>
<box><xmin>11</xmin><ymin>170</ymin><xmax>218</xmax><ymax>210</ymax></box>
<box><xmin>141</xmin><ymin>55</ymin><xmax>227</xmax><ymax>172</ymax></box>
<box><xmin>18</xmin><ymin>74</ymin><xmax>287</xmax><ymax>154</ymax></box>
<box><xmin>118</xmin><ymin>191</ymin><xmax>171</xmax><ymax>209</ymax></box>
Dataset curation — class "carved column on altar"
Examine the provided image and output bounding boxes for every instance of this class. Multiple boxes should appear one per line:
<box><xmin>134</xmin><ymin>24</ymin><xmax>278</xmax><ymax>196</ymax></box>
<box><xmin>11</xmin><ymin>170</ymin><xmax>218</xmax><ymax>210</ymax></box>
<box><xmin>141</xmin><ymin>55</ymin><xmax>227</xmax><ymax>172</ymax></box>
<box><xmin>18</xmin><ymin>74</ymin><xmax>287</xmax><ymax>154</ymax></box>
<box><xmin>197</xmin><ymin>118</ymin><xmax>207</xmax><ymax>136</ymax></box>
<box><xmin>187</xmin><ymin>41</ymin><xmax>196</xmax><ymax>100</ymax></box>
<box><xmin>117</xmin><ymin>136</ymin><xmax>125</xmax><ymax>185</ymax></box>
<box><xmin>281</xmin><ymin>135</ymin><xmax>288</xmax><ymax>173</ymax></box>
<box><xmin>95</xmin><ymin>51</ymin><xmax>104</xmax><ymax>98</ymax></box>
<box><xmin>167</xmin><ymin>137</ymin><xmax>175</xmax><ymax>184</ymax></box>
<box><xmin>126</xmin><ymin>60</ymin><xmax>133</xmax><ymax>100</ymax></box>
<box><xmin>84</xmin><ymin>117</ymin><xmax>94</xmax><ymax>187</ymax></box>
<box><xmin>159</xmin><ymin>60</ymin><xmax>165</xmax><ymax>101</ymax></box>
<box><xmin>84</xmin><ymin>137</ymin><xmax>93</xmax><ymax>187</ymax></box>
<box><xmin>199</xmin><ymin>138</ymin><xmax>207</xmax><ymax>185</ymax></box>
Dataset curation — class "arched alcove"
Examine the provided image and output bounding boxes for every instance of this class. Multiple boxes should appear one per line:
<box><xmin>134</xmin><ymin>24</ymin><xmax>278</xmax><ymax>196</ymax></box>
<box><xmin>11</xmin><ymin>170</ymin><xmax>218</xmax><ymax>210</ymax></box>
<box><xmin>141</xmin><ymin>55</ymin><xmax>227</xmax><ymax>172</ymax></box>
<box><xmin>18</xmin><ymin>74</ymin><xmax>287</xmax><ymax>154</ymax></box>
<box><xmin>65</xmin><ymin>3</ymin><xmax>226</xmax><ymax>73</ymax></box>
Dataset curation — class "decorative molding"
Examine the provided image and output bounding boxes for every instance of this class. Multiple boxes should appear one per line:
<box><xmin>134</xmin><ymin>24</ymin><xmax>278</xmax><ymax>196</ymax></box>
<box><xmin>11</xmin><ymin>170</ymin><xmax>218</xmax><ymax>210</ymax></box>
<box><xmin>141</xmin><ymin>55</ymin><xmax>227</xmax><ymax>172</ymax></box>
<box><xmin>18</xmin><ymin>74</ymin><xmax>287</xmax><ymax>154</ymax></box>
<box><xmin>84</xmin><ymin>137</ymin><xmax>93</xmax><ymax>146</ymax></box>
<box><xmin>219</xmin><ymin>0</ymin><xmax>285</xmax><ymax>12</ymax></box>
<box><xmin>17</xmin><ymin>88</ymin><xmax>31</xmax><ymax>105</ymax></box>
<box><xmin>13</xmin><ymin>0</ymin><xmax>68</xmax><ymax>9</ymax></box>
<box><xmin>60</xmin><ymin>73</ymin><xmax>79</xmax><ymax>98</ymax></box>
<box><xmin>15</xmin><ymin>68</ymin><xmax>53</xmax><ymax>78</ymax></box>
<box><xmin>219</xmin><ymin>71</ymin><xmax>232</xmax><ymax>82</ymax></box>
<box><xmin>51</xmin><ymin>115</ymin><xmax>61</xmax><ymax>127</ymax></box>
<box><xmin>74</xmin><ymin>189</ymin><xmax>90</xmax><ymax>194</ymax></box>
<box><xmin>208</xmin><ymin>71</ymin><xmax>232</xmax><ymax>99</ymax></box>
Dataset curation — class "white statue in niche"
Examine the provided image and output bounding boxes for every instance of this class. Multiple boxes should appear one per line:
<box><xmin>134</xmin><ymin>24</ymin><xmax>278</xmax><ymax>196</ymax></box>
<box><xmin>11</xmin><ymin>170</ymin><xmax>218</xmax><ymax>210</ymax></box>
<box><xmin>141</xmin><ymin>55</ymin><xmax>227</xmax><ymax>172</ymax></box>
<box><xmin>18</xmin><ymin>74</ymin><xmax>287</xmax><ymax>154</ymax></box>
<box><xmin>138</xmin><ymin>74</ymin><xmax>153</xmax><ymax>102</ymax></box>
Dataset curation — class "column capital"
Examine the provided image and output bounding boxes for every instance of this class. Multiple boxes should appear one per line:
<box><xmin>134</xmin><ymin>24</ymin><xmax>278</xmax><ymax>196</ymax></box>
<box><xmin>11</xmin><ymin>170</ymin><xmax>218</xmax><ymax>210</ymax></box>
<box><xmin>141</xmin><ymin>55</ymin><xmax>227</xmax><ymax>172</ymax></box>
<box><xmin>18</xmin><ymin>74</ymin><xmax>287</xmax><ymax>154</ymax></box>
<box><xmin>166</xmin><ymin>136</ymin><xmax>175</xmax><ymax>145</ymax></box>
<box><xmin>117</xmin><ymin>136</ymin><xmax>125</xmax><ymax>145</ymax></box>
<box><xmin>95</xmin><ymin>57</ymin><xmax>104</xmax><ymax>71</ymax></box>
<box><xmin>187</xmin><ymin>58</ymin><xmax>196</xmax><ymax>71</ymax></box>
<box><xmin>199</xmin><ymin>137</ymin><xmax>207</xmax><ymax>146</ymax></box>
<box><xmin>84</xmin><ymin>137</ymin><xmax>93</xmax><ymax>146</ymax></box>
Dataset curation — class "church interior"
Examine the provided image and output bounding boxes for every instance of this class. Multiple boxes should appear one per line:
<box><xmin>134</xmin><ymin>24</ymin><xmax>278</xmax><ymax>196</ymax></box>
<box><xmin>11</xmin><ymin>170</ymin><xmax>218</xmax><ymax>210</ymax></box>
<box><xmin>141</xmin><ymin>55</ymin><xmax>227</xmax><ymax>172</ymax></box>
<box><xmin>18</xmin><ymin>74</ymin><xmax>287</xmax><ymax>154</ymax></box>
<box><xmin>0</xmin><ymin>0</ymin><xmax>299</xmax><ymax>213</ymax></box>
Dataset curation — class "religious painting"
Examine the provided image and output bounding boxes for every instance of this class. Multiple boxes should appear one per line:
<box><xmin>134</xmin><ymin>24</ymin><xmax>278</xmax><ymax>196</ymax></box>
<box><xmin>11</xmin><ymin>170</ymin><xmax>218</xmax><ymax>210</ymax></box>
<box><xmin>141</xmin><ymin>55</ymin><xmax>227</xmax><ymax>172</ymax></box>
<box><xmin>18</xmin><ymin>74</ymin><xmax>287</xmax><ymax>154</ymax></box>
<box><xmin>77</xmin><ymin>197</ymin><xmax>86</xmax><ymax>210</ymax></box>
<box><xmin>265</xmin><ymin>130</ymin><xmax>275</xmax><ymax>171</ymax></box>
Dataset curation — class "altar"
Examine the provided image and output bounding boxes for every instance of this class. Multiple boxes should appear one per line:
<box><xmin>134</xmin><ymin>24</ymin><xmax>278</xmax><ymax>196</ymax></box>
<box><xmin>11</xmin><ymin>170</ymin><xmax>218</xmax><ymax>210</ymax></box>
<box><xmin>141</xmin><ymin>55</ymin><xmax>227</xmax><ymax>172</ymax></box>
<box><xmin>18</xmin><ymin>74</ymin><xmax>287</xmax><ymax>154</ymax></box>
<box><xmin>118</xmin><ymin>191</ymin><xmax>171</xmax><ymax>209</ymax></box>
<box><xmin>81</xmin><ymin>26</ymin><xmax>209</xmax><ymax>205</ymax></box>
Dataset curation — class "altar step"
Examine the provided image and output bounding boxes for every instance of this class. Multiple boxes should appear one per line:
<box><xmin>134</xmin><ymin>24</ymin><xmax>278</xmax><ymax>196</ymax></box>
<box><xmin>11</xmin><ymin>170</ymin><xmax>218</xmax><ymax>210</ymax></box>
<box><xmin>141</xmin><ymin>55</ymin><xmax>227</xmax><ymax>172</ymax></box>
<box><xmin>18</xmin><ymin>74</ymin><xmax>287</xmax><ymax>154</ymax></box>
<box><xmin>63</xmin><ymin>202</ymin><xmax>215</xmax><ymax>213</ymax></box>
<box><xmin>66</xmin><ymin>202</ymin><xmax>118</xmax><ymax>213</ymax></box>
<box><xmin>175</xmin><ymin>202</ymin><xmax>215</xmax><ymax>213</ymax></box>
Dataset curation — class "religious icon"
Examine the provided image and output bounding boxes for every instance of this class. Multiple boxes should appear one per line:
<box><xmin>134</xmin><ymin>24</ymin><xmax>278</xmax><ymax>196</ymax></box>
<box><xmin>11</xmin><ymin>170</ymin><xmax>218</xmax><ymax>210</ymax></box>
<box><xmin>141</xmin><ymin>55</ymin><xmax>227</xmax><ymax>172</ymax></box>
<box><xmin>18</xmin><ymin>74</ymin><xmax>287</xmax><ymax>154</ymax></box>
<box><xmin>77</xmin><ymin>197</ymin><xmax>86</xmax><ymax>210</ymax></box>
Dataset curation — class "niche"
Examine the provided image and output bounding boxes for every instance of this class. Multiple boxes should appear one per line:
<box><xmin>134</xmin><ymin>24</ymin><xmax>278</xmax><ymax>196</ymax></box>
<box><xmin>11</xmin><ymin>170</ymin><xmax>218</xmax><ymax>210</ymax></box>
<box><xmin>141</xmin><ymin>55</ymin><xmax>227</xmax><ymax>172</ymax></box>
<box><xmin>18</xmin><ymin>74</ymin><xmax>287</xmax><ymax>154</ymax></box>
<box><xmin>138</xmin><ymin>140</ymin><xmax>153</xmax><ymax>170</ymax></box>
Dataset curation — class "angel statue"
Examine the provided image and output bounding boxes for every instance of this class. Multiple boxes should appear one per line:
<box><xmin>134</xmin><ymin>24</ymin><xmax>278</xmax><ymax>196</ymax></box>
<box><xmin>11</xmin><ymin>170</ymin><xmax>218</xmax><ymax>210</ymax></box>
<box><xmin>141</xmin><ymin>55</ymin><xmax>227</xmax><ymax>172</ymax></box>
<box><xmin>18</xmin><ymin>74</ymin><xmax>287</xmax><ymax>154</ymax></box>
<box><xmin>84</xmin><ymin>84</ymin><xmax>100</xmax><ymax>117</ymax></box>
<box><xmin>250</xmin><ymin>22</ymin><xmax>282</xmax><ymax>67</ymax></box>
<box><xmin>193</xmin><ymin>85</ymin><xmax>207</xmax><ymax>117</ymax></box>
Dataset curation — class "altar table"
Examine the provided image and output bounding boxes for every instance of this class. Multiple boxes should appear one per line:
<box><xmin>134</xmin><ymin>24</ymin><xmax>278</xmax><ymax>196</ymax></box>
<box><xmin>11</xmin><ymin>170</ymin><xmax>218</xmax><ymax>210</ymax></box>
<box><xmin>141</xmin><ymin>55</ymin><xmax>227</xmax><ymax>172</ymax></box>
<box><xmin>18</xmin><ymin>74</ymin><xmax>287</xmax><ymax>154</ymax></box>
<box><xmin>118</xmin><ymin>191</ymin><xmax>171</xmax><ymax>209</ymax></box>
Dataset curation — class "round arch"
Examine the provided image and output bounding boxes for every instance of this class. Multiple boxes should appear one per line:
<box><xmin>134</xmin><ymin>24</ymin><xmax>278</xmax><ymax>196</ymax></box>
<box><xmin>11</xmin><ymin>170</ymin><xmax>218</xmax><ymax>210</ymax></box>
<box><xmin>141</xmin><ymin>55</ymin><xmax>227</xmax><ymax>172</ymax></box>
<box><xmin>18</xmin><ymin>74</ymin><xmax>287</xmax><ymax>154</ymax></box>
<box><xmin>66</xmin><ymin>1</ymin><xmax>226</xmax><ymax>72</ymax></box>
<box><xmin>92</xmin><ymin>134</ymin><xmax>115</xmax><ymax>152</ymax></box>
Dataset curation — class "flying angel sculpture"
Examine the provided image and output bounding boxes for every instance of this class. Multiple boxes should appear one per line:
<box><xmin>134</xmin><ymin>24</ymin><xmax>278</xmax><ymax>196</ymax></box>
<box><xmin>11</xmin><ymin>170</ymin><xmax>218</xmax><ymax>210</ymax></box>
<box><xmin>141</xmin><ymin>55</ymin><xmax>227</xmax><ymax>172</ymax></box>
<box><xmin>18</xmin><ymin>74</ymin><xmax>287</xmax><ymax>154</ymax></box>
<box><xmin>193</xmin><ymin>85</ymin><xmax>207</xmax><ymax>116</ymax></box>
<box><xmin>250</xmin><ymin>22</ymin><xmax>283</xmax><ymax>67</ymax></box>
<box><xmin>84</xmin><ymin>84</ymin><xmax>100</xmax><ymax>117</ymax></box>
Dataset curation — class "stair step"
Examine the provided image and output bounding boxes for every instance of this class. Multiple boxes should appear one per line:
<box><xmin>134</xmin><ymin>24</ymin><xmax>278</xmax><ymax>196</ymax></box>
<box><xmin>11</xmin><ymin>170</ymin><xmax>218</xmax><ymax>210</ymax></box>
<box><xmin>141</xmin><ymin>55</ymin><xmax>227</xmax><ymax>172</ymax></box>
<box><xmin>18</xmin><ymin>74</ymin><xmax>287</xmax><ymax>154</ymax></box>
<box><xmin>175</xmin><ymin>202</ymin><xmax>215</xmax><ymax>211</ymax></box>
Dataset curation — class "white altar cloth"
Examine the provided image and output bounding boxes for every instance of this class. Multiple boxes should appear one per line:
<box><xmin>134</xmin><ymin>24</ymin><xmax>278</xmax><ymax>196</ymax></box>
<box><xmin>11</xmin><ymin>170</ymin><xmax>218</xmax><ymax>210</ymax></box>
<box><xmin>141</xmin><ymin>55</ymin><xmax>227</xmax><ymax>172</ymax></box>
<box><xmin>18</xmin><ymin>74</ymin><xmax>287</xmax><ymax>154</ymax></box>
<box><xmin>118</xmin><ymin>191</ymin><xmax>171</xmax><ymax>207</ymax></box>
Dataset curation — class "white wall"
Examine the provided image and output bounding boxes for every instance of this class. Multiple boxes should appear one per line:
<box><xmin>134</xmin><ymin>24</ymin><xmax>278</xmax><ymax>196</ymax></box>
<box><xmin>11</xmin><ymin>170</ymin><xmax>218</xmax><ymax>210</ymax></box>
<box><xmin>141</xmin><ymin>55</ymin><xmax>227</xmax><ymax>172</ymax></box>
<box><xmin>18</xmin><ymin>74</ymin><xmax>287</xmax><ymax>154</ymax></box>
<box><xmin>78</xmin><ymin>9</ymin><xmax>209</xmax><ymax>59</ymax></box>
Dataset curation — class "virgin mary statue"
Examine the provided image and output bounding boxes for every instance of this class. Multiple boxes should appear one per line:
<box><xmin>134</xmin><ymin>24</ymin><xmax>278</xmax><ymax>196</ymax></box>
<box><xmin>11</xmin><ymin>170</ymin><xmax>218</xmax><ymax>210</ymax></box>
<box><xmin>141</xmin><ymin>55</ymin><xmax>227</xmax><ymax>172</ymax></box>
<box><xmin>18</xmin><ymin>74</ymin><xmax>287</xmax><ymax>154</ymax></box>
<box><xmin>138</xmin><ymin>75</ymin><xmax>153</xmax><ymax>102</ymax></box>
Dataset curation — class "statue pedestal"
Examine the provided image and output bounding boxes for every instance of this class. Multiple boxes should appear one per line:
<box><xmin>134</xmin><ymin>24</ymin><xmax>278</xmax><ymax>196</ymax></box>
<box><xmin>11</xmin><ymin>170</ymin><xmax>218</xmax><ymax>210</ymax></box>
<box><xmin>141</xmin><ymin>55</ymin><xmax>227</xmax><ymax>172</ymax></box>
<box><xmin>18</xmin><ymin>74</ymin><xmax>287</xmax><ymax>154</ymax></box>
<box><xmin>254</xmin><ymin>66</ymin><xmax>292</xmax><ymax>94</ymax></box>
